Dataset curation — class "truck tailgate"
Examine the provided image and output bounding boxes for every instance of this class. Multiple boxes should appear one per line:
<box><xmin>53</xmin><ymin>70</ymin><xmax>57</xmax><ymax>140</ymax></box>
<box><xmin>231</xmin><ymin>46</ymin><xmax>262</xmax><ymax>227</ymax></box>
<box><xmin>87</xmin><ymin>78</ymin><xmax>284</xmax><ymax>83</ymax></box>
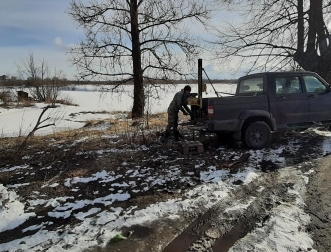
<box><xmin>208</xmin><ymin>95</ymin><xmax>269</xmax><ymax>131</ymax></box>
<box><xmin>210</xmin><ymin>95</ymin><xmax>268</xmax><ymax>117</ymax></box>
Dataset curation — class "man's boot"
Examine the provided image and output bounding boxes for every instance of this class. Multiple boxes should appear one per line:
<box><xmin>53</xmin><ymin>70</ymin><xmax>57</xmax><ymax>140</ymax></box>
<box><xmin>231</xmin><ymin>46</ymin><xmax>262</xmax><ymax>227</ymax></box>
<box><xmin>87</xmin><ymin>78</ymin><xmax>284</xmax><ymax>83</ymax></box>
<box><xmin>173</xmin><ymin>129</ymin><xmax>180</xmax><ymax>141</ymax></box>
<box><xmin>161</xmin><ymin>130</ymin><xmax>171</xmax><ymax>143</ymax></box>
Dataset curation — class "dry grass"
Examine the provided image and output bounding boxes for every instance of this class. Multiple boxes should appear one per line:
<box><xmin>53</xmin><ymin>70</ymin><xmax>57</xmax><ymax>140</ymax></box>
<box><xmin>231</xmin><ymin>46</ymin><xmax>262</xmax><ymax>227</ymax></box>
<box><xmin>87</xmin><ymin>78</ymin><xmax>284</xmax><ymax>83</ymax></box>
<box><xmin>0</xmin><ymin>111</ymin><xmax>191</xmax><ymax>165</ymax></box>
<box><xmin>55</xmin><ymin>98</ymin><xmax>78</xmax><ymax>106</ymax></box>
<box><xmin>18</xmin><ymin>99</ymin><xmax>35</xmax><ymax>107</ymax></box>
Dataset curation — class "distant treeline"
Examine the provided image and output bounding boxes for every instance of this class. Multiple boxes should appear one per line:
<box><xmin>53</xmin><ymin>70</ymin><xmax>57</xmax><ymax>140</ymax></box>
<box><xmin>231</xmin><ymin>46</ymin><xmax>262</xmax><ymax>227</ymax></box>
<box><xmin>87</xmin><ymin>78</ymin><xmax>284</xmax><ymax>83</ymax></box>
<box><xmin>67</xmin><ymin>79</ymin><xmax>238</xmax><ymax>85</ymax></box>
<box><xmin>0</xmin><ymin>78</ymin><xmax>238</xmax><ymax>87</ymax></box>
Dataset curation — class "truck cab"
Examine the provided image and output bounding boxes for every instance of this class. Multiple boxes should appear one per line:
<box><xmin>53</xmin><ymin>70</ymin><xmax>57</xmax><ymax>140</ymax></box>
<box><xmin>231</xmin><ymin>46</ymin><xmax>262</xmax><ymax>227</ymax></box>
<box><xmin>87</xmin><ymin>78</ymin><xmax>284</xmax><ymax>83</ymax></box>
<box><xmin>197</xmin><ymin>71</ymin><xmax>331</xmax><ymax>149</ymax></box>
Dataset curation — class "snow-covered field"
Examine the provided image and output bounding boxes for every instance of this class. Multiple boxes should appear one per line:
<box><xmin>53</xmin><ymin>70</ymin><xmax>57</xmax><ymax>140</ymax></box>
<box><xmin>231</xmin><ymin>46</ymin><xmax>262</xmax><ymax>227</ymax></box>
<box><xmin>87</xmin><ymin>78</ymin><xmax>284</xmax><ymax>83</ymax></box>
<box><xmin>1</xmin><ymin>83</ymin><xmax>331</xmax><ymax>251</ymax></box>
<box><xmin>0</xmin><ymin>83</ymin><xmax>236</xmax><ymax>137</ymax></box>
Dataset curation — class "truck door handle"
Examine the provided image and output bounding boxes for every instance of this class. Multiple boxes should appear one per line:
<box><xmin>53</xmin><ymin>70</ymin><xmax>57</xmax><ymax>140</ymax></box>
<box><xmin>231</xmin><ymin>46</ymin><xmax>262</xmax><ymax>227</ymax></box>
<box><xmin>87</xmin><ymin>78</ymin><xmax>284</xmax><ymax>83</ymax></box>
<box><xmin>278</xmin><ymin>96</ymin><xmax>286</xmax><ymax>100</ymax></box>
<box><xmin>308</xmin><ymin>94</ymin><xmax>316</xmax><ymax>98</ymax></box>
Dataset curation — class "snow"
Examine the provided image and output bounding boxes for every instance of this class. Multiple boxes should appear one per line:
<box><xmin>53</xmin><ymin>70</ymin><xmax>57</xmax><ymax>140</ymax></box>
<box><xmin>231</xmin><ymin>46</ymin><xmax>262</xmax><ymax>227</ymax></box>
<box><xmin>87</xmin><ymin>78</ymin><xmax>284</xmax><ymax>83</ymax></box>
<box><xmin>229</xmin><ymin>169</ymin><xmax>315</xmax><ymax>252</ymax></box>
<box><xmin>0</xmin><ymin>159</ymin><xmax>315</xmax><ymax>251</ymax></box>
<box><xmin>0</xmin><ymin>83</ymin><xmax>236</xmax><ymax>137</ymax></box>
<box><xmin>0</xmin><ymin>185</ymin><xmax>36</xmax><ymax>233</ymax></box>
<box><xmin>0</xmin><ymin>83</ymin><xmax>322</xmax><ymax>251</ymax></box>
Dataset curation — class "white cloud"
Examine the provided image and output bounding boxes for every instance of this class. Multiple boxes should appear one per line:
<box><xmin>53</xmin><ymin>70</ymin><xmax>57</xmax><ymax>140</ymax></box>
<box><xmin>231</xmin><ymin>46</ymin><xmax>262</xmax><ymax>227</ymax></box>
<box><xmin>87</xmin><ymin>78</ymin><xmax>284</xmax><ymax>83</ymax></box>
<box><xmin>54</xmin><ymin>37</ymin><xmax>63</xmax><ymax>46</ymax></box>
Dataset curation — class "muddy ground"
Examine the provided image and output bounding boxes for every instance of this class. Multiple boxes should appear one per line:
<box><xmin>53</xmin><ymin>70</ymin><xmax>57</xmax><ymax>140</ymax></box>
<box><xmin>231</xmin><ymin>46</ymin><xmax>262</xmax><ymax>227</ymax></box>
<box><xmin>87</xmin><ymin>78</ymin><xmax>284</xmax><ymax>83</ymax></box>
<box><xmin>306</xmin><ymin>156</ymin><xmax>331</xmax><ymax>252</ymax></box>
<box><xmin>0</xmin><ymin>126</ymin><xmax>331</xmax><ymax>251</ymax></box>
<box><xmin>106</xmin><ymin>154</ymin><xmax>331</xmax><ymax>252</ymax></box>
<box><xmin>90</xmin><ymin>129</ymin><xmax>331</xmax><ymax>252</ymax></box>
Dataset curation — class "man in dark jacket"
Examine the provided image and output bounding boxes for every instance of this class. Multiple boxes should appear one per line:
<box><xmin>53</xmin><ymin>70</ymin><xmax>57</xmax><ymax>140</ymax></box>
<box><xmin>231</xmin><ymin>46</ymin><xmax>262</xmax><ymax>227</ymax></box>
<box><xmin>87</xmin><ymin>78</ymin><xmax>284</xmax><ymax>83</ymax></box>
<box><xmin>163</xmin><ymin>85</ymin><xmax>192</xmax><ymax>142</ymax></box>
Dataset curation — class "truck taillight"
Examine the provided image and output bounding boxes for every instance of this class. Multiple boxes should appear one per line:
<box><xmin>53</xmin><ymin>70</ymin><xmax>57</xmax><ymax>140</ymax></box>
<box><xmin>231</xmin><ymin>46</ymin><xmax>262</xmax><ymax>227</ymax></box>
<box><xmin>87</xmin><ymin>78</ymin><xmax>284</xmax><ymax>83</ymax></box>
<box><xmin>208</xmin><ymin>106</ymin><xmax>214</xmax><ymax>117</ymax></box>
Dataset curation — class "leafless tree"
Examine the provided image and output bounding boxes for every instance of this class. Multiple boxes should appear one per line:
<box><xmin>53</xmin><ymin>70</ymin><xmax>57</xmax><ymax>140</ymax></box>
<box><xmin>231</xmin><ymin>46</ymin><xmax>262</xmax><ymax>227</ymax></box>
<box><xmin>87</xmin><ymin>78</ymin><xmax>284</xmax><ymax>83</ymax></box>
<box><xmin>17</xmin><ymin>53</ymin><xmax>67</xmax><ymax>104</ymax></box>
<box><xmin>68</xmin><ymin>0</ymin><xmax>215</xmax><ymax>118</ymax></box>
<box><xmin>212</xmin><ymin>0</ymin><xmax>331</xmax><ymax>82</ymax></box>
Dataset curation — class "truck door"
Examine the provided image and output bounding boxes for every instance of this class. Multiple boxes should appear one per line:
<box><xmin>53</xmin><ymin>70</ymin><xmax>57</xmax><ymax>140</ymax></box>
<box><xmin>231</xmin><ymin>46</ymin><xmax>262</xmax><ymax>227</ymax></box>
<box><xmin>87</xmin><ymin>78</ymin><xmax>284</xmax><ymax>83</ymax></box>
<box><xmin>303</xmin><ymin>74</ymin><xmax>331</xmax><ymax>122</ymax></box>
<box><xmin>272</xmin><ymin>75</ymin><xmax>309</xmax><ymax>125</ymax></box>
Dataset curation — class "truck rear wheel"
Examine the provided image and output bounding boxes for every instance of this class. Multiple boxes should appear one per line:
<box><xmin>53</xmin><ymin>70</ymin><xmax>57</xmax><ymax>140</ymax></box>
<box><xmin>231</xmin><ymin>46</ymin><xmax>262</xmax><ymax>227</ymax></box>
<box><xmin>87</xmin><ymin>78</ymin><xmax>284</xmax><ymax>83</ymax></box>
<box><xmin>243</xmin><ymin>121</ymin><xmax>271</xmax><ymax>149</ymax></box>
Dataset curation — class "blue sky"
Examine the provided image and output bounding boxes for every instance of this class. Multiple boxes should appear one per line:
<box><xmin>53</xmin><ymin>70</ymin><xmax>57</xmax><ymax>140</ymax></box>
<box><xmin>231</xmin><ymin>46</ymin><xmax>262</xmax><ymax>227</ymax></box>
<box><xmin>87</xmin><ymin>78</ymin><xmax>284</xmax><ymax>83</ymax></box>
<box><xmin>0</xmin><ymin>1</ymin><xmax>242</xmax><ymax>81</ymax></box>
<box><xmin>0</xmin><ymin>0</ymin><xmax>83</xmax><ymax>79</ymax></box>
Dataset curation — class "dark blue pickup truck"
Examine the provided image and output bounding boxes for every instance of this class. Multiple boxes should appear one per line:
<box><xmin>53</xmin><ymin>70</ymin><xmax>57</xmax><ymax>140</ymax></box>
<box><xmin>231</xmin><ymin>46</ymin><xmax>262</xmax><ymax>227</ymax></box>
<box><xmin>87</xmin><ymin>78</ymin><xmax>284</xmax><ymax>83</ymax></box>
<box><xmin>202</xmin><ymin>71</ymin><xmax>331</xmax><ymax>149</ymax></box>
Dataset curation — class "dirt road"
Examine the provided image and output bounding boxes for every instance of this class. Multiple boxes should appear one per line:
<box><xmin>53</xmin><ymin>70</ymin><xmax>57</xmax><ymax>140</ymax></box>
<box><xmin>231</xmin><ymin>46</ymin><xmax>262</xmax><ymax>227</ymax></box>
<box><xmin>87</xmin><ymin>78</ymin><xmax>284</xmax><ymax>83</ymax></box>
<box><xmin>306</xmin><ymin>156</ymin><xmax>331</xmax><ymax>252</ymax></box>
<box><xmin>104</xmin><ymin>155</ymin><xmax>331</xmax><ymax>252</ymax></box>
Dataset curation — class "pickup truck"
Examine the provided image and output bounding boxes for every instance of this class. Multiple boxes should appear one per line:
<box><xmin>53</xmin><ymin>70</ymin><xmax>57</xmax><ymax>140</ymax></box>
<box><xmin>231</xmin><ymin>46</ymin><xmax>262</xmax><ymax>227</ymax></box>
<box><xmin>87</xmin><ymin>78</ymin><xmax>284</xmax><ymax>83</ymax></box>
<box><xmin>197</xmin><ymin>71</ymin><xmax>331</xmax><ymax>149</ymax></box>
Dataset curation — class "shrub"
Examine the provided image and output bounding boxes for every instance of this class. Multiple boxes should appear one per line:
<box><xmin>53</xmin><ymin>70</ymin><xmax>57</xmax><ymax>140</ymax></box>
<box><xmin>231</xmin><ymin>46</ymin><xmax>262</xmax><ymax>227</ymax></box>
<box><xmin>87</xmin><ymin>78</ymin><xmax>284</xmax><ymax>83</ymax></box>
<box><xmin>0</xmin><ymin>91</ymin><xmax>12</xmax><ymax>107</ymax></box>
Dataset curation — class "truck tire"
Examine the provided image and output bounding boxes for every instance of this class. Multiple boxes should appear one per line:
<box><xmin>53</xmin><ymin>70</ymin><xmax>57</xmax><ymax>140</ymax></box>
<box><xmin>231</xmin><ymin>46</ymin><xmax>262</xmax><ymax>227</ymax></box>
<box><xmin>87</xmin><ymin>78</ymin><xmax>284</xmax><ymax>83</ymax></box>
<box><xmin>243</xmin><ymin>121</ymin><xmax>271</xmax><ymax>149</ymax></box>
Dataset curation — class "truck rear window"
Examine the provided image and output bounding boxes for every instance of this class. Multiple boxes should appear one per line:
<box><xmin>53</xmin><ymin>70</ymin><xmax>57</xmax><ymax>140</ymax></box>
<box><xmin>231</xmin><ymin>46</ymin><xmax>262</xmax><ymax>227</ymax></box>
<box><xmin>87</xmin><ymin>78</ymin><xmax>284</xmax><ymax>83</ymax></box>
<box><xmin>238</xmin><ymin>77</ymin><xmax>264</xmax><ymax>95</ymax></box>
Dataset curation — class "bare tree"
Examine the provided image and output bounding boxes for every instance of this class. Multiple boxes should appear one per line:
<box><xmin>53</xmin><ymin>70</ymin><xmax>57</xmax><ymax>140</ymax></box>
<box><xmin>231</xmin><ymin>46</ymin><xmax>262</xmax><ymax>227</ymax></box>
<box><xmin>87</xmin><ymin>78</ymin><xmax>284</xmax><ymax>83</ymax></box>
<box><xmin>212</xmin><ymin>0</ymin><xmax>331</xmax><ymax>82</ymax></box>
<box><xmin>68</xmin><ymin>0</ymin><xmax>214</xmax><ymax>118</ymax></box>
<box><xmin>17</xmin><ymin>53</ymin><xmax>67</xmax><ymax>104</ymax></box>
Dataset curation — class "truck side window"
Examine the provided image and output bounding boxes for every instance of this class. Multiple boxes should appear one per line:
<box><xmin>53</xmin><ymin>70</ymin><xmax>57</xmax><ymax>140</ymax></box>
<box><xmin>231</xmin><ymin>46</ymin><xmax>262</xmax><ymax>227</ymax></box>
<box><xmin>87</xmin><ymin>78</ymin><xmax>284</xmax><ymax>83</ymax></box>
<box><xmin>303</xmin><ymin>76</ymin><xmax>327</xmax><ymax>93</ymax></box>
<box><xmin>238</xmin><ymin>77</ymin><xmax>264</xmax><ymax>95</ymax></box>
<box><xmin>275</xmin><ymin>76</ymin><xmax>302</xmax><ymax>94</ymax></box>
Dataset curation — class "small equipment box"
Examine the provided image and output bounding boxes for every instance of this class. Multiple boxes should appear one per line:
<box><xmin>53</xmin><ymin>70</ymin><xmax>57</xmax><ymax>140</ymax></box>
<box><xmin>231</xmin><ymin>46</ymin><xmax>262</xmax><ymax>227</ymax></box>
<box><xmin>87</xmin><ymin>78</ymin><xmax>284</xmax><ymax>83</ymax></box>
<box><xmin>179</xmin><ymin>141</ymin><xmax>204</xmax><ymax>155</ymax></box>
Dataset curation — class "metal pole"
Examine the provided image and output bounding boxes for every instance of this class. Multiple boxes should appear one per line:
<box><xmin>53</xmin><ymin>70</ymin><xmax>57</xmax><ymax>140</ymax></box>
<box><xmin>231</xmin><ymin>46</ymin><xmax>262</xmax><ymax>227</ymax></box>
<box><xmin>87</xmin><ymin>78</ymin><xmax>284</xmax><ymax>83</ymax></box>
<box><xmin>198</xmin><ymin>59</ymin><xmax>202</xmax><ymax>121</ymax></box>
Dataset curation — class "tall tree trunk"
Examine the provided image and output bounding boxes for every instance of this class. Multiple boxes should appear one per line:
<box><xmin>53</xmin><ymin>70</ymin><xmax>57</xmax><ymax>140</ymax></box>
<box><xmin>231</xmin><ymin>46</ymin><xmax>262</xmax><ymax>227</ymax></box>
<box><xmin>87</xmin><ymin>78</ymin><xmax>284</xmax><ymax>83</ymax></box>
<box><xmin>306</xmin><ymin>0</ymin><xmax>318</xmax><ymax>54</ymax></box>
<box><xmin>294</xmin><ymin>0</ymin><xmax>306</xmax><ymax>67</ymax></box>
<box><xmin>295</xmin><ymin>0</ymin><xmax>331</xmax><ymax>82</ymax></box>
<box><xmin>297</xmin><ymin>0</ymin><xmax>304</xmax><ymax>54</ymax></box>
<box><xmin>130</xmin><ymin>0</ymin><xmax>145</xmax><ymax>119</ymax></box>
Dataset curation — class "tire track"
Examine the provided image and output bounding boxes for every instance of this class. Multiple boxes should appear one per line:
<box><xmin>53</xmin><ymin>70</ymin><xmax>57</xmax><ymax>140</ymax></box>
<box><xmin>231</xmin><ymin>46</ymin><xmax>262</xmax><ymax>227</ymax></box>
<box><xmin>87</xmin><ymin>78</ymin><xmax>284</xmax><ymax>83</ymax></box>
<box><xmin>163</xmin><ymin>166</ymin><xmax>314</xmax><ymax>252</ymax></box>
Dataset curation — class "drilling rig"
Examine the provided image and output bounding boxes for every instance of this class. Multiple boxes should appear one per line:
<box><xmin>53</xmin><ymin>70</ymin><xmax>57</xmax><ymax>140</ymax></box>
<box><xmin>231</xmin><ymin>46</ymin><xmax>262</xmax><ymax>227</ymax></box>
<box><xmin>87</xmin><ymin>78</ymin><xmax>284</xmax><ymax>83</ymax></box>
<box><xmin>187</xmin><ymin>58</ymin><xmax>210</xmax><ymax>125</ymax></box>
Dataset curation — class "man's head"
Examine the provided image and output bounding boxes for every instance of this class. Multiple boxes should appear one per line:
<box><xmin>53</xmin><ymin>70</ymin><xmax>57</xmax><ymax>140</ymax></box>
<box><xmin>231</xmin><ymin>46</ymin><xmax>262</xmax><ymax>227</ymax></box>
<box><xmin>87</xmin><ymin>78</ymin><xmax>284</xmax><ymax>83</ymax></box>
<box><xmin>184</xmin><ymin>85</ymin><xmax>191</xmax><ymax>93</ymax></box>
<box><xmin>283</xmin><ymin>79</ymin><xmax>291</xmax><ymax>89</ymax></box>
